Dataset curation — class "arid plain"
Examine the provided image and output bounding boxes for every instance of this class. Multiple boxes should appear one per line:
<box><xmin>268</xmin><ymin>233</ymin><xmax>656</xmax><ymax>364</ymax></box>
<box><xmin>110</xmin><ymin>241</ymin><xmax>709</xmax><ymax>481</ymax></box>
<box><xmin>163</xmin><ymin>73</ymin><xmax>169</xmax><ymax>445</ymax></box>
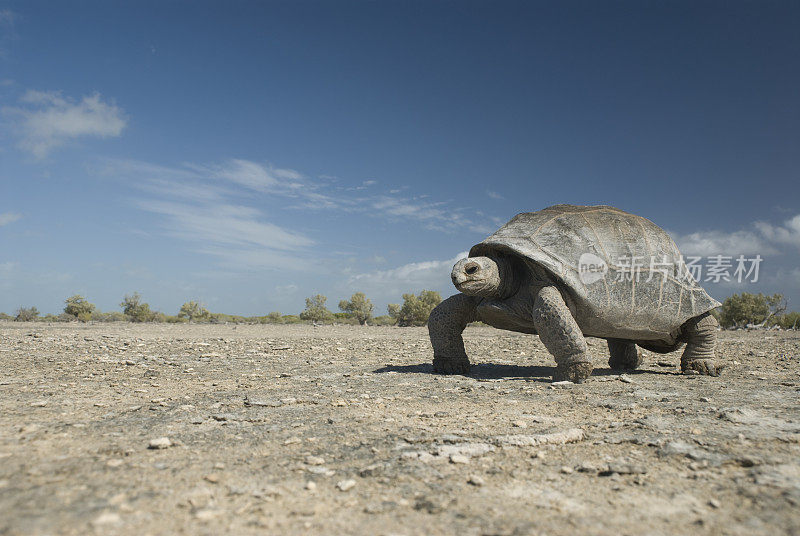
<box><xmin>1</xmin><ymin>322</ymin><xmax>799</xmax><ymax>535</ymax></box>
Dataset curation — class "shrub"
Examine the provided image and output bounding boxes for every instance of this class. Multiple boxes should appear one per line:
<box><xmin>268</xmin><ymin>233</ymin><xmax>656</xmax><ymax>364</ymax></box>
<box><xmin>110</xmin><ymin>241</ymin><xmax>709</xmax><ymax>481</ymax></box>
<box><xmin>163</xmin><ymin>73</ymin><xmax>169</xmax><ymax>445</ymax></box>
<box><xmin>267</xmin><ymin>311</ymin><xmax>282</xmax><ymax>323</ymax></box>
<box><xmin>372</xmin><ymin>315</ymin><xmax>397</xmax><ymax>326</ymax></box>
<box><xmin>178</xmin><ymin>301</ymin><xmax>210</xmax><ymax>322</ymax></box>
<box><xmin>718</xmin><ymin>293</ymin><xmax>786</xmax><ymax>328</ymax></box>
<box><xmin>774</xmin><ymin>311</ymin><xmax>800</xmax><ymax>330</ymax></box>
<box><xmin>15</xmin><ymin>306</ymin><xmax>39</xmax><ymax>322</ymax></box>
<box><xmin>392</xmin><ymin>290</ymin><xmax>442</xmax><ymax>327</ymax></box>
<box><xmin>339</xmin><ymin>292</ymin><xmax>374</xmax><ymax>325</ymax></box>
<box><xmin>92</xmin><ymin>311</ymin><xmax>127</xmax><ymax>322</ymax></box>
<box><xmin>0</xmin><ymin>312</ymin><xmax>12</xmax><ymax>321</ymax></box>
<box><xmin>281</xmin><ymin>314</ymin><xmax>303</xmax><ymax>324</ymax></box>
<box><xmin>64</xmin><ymin>295</ymin><xmax>96</xmax><ymax>320</ymax></box>
<box><xmin>300</xmin><ymin>294</ymin><xmax>333</xmax><ymax>323</ymax></box>
<box><xmin>121</xmin><ymin>292</ymin><xmax>155</xmax><ymax>323</ymax></box>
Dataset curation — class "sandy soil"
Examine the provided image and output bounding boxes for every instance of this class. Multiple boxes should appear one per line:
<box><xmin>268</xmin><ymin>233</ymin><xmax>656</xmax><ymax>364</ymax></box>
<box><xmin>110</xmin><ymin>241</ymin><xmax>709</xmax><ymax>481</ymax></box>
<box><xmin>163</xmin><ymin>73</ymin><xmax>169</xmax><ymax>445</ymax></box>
<box><xmin>1</xmin><ymin>321</ymin><xmax>799</xmax><ymax>535</ymax></box>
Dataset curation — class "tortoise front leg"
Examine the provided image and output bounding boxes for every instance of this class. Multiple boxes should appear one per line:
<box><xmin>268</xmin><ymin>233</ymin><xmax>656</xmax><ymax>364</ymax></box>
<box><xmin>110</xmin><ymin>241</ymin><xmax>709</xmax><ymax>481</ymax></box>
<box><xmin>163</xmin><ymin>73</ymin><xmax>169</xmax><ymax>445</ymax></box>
<box><xmin>681</xmin><ymin>312</ymin><xmax>722</xmax><ymax>376</ymax></box>
<box><xmin>428</xmin><ymin>294</ymin><xmax>478</xmax><ymax>375</ymax></box>
<box><xmin>532</xmin><ymin>286</ymin><xmax>593</xmax><ymax>383</ymax></box>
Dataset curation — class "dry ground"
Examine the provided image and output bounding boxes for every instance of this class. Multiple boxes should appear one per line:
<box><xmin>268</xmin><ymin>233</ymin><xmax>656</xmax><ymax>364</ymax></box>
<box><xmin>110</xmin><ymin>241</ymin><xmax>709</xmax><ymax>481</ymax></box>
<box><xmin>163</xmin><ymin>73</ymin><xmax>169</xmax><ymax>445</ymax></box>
<box><xmin>1</xmin><ymin>322</ymin><xmax>799</xmax><ymax>535</ymax></box>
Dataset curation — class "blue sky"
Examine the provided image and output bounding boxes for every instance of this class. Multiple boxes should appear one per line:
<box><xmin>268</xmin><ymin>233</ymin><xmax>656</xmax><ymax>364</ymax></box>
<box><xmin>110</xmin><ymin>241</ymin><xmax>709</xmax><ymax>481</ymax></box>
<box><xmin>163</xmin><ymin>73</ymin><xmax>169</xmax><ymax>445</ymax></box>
<box><xmin>1</xmin><ymin>1</ymin><xmax>799</xmax><ymax>316</ymax></box>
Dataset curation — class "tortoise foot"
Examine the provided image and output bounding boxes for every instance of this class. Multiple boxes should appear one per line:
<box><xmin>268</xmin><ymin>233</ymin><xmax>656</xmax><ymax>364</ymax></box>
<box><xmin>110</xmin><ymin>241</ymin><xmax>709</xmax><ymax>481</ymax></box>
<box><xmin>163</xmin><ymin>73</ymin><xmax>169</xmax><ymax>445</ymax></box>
<box><xmin>433</xmin><ymin>356</ymin><xmax>471</xmax><ymax>375</ymax></box>
<box><xmin>681</xmin><ymin>359</ymin><xmax>723</xmax><ymax>377</ymax></box>
<box><xmin>553</xmin><ymin>362</ymin><xmax>593</xmax><ymax>383</ymax></box>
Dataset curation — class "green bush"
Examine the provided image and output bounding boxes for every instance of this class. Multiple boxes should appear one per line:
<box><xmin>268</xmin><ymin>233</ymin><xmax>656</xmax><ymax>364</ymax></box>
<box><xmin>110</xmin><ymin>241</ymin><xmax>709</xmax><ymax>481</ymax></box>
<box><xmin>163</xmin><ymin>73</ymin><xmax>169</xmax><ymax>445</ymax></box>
<box><xmin>773</xmin><ymin>311</ymin><xmax>800</xmax><ymax>330</ymax></box>
<box><xmin>300</xmin><ymin>294</ymin><xmax>333</xmax><ymax>323</ymax></box>
<box><xmin>64</xmin><ymin>295</ymin><xmax>96</xmax><ymax>320</ymax></box>
<box><xmin>121</xmin><ymin>292</ymin><xmax>155</xmax><ymax>323</ymax></box>
<box><xmin>718</xmin><ymin>292</ymin><xmax>786</xmax><ymax>328</ymax></box>
<box><xmin>339</xmin><ymin>292</ymin><xmax>374</xmax><ymax>325</ymax></box>
<box><xmin>390</xmin><ymin>290</ymin><xmax>442</xmax><ymax>327</ymax></box>
<box><xmin>92</xmin><ymin>311</ymin><xmax>127</xmax><ymax>322</ymax></box>
<box><xmin>0</xmin><ymin>312</ymin><xmax>13</xmax><ymax>321</ymax></box>
<box><xmin>267</xmin><ymin>311</ymin><xmax>283</xmax><ymax>323</ymax></box>
<box><xmin>372</xmin><ymin>315</ymin><xmax>397</xmax><ymax>326</ymax></box>
<box><xmin>281</xmin><ymin>314</ymin><xmax>303</xmax><ymax>324</ymax></box>
<box><xmin>178</xmin><ymin>301</ymin><xmax>210</xmax><ymax>322</ymax></box>
<box><xmin>15</xmin><ymin>306</ymin><xmax>39</xmax><ymax>322</ymax></box>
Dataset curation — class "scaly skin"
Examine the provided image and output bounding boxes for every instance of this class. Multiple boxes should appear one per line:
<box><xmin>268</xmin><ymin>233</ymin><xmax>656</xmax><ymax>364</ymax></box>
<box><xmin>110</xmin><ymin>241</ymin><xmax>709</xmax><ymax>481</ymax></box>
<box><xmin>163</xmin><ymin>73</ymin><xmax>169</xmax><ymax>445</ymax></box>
<box><xmin>532</xmin><ymin>286</ymin><xmax>593</xmax><ymax>383</ymax></box>
<box><xmin>607</xmin><ymin>339</ymin><xmax>643</xmax><ymax>370</ymax></box>
<box><xmin>429</xmin><ymin>294</ymin><xmax>477</xmax><ymax>375</ymax></box>
<box><xmin>680</xmin><ymin>312</ymin><xmax>722</xmax><ymax>376</ymax></box>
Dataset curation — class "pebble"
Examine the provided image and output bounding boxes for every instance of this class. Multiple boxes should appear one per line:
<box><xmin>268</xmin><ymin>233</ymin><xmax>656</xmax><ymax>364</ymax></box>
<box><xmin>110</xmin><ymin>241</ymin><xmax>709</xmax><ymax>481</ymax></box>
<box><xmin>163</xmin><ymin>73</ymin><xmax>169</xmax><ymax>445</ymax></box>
<box><xmin>618</xmin><ymin>375</ymin><xmax>634</xmax><ymax>384</ymax></box>
<box><xmin>467</xmin><ymin>474</ymin><xmax>485</xmax><ymax>486</ymax></box>
<box><xmin>305</xmin><ymin>481</ymin><xmax>317</xmax><ymax>491</ymax></box>
<box><xmin>336</xmin><ymin>479</ymin><xmax>356</xmax><ymax>491</ymax></box>
<box><xmin>560</xmin><ymin>466</ymin><xmax>574</xmax><ymax>474</ymax></box>
<box><xmin>305</xmin><ymin>455</ymin><xmax>325</xmax><ymax>466</ymax></box>
<box><xmin>148</xmin><ymin>437</ymin><xmax>172</xmax><ymax>449</ymax></box>
<box><xmin>91</xmin><ymin>512</ymin><xmax>122</xmax><ymax>527</ymax></box>
<box><xmin>30</xmin><ymin>401</ymin><xmax>48</xmax><ymax>407</ymax></box>
<box><xmin>511</xmin><ymin>420</ymin><xmax>528</xmax><ymax>428</ymax></box>
<box><xmin>450</xmin><ymin>454</ymin><xmax>470</xmax><ymax>464</ymax></box>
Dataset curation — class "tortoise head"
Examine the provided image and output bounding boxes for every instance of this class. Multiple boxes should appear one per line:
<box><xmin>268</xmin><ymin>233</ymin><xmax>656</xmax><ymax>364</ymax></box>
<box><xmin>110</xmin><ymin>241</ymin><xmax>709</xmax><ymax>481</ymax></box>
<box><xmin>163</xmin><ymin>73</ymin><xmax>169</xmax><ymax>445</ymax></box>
<box><xmin>451</xmin><ymin>256</ymin><xmax>507</xmax><ymax>298</ymax></box>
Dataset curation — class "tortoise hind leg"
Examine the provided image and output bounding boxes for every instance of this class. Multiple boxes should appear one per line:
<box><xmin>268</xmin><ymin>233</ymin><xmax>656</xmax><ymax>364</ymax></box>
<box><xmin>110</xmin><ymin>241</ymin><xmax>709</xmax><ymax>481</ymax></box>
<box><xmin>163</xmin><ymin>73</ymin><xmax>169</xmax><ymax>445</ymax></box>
<box><xmin>681</xmin><ymin>312</ymin><xmax>722</xmax><ymax>376</ymax></box>
<box><xmin>607</xmin><ymin>339</ymin><xmax>643</xmax><ymax>371</ymax></box>
<box><xmin>532</xmin><ymin>286</ymin><xmax>593</xmax><ymax>383</ymax></box>
<box><xmin>429</xmin><ymin>294</ymin><xmax>478</xmax><ymax>375</ymax></box>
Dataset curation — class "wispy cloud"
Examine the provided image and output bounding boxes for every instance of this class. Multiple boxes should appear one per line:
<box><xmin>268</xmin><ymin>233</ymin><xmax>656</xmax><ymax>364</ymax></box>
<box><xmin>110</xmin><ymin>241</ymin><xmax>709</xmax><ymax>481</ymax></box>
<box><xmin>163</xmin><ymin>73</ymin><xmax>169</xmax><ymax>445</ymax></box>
<box><xmin>0</xmin><ymin>212</ymin><xmax>21</xmax><ymax>226</ymax></box>
<box><xmin>671</xmin><ymin>213</ymin><xmax>800</xmax><ymax>257</ymax></box>
<box><xmin>3</xmin><ymin>90</ymin><xmax>127</xmax><ymax>157</ymax></box>
<box><xmin>346</xmin><ymin>251</ymin><xmax>468</xmax><ymax>300</ymax></box>
<box><xmin>486</xmin><ymin>190</ymin><xmax>504</xmax><ymax>200</ymax></box>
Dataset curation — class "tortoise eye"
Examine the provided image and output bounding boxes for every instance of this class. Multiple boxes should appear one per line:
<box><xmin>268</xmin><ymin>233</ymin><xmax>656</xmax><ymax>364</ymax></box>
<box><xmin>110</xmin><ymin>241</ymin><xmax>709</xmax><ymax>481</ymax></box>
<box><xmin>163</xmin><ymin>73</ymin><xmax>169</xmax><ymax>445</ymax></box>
<box><xmin>465</xmin><ymin>262</ymin><xmax>479</xmax><ymax>275</ymax></box>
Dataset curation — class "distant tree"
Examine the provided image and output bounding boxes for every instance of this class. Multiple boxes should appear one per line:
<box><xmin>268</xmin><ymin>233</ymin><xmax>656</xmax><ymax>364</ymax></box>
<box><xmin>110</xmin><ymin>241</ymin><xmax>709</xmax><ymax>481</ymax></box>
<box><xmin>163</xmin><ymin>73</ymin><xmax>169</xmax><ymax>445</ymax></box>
<box><xmin>267</xmin><ymin>311</ymin><xmax>283</xmax><ymax>323</ymax></box>
<box><xmin>178</xmin><ymin>301</ymin><xmax>210</xmax><ymax>322</ymax></box>
<box><xmin>775</xmin><ymin>311</ymin><xmax>800</xmax><ymax>330</ymax></box>
<box><xmin>0</xmin><ymin>312</ymin><xmax>13</xmax><ymax>321</ymax></box>
<box><xmin>393</xmin><ymin>290</ymin><xmax>442</xmax><ymax>327</ymax></box>
<box><xmin>718</xmin><ymin>292</ymin><xmax>786</xmax><ymax>328</ymax></box>
<box><xmin>338</xmin><ymin>292</ymin><xmax>374</xmax><ymax>325</ymax></box>
<box><xmin>64</xmin><ymin>295</ymin><xmax>96</xmax><ymax>322</ymax></box>
<box><xmin>300</xmin><ymin>294</ymin><xmax>333</xmax><ymax>323</ymax></box>
<box><xmin>387</xmin><ymin>303</ymin><xmax>401</xmax><ymax>320</ymax></box>
<box><xmin>120</xmin><ymin>292</ymin><xmax>154</xmax><ymax>323</ymax></box>
<box><xmin>15</xmin><ymin>306</ymin><xmax>40</xmax><ymax>322</ymax></box>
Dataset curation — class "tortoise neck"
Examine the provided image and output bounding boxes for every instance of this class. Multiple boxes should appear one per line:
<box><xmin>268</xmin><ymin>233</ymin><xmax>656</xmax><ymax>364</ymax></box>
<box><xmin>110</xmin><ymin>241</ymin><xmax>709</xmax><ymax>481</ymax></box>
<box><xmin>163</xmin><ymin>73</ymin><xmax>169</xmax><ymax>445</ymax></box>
<box><xmin>496</xmin><ymin>257</ymin><xmax>521</xmax><ymax>299</ymax></box>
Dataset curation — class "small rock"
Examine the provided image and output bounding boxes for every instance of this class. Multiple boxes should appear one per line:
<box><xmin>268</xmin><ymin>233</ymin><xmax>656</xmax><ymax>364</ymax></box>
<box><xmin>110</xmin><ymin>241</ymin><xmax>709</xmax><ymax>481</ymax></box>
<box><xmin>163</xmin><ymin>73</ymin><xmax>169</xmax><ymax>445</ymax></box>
<box><xmin>203</xmin><ymin>474</ymin><xmax>220</xmax><ymax>483</ymax></box>
<box><xmin>561</xmin><ymin>466</ymin><xmax>574</xmax><ymax>474</ymax></box>
<box><xmin>467</xmin><ymin>474</ymin><xmax>485</xmax><ymax>486</ymax></box>
<box><xmin>92</xmin><ymin>512</ymin><xmax>122</xmax><ymax>527</ymax></box>
<box><xmin>618</xmin><ymin>374</ymin><xmax>634</xmax><ymax>384</ymax></box>
<box><xmin>305</xmin><ymin>455</ymin><xmax>325</xmax><ymax>466</ymax></box>
<box><xmin>30</xmin><ymin>401</ymin><xmax>48</xmax><ymax>407</ymax></box>
<box><xmin>305</xmin><ymin>481</ymin><xmax>317</xmax><ymax>491</ymax></box>
<box><xmin>194</xmin><ymin>509</ymin><xmax>224</xmax><ymax>521</ymax></box>
<box><xmin>550</xmin><ymin>381</ymin><xmax>574</xmax><ymax>389</ymax></box>
<box><xmin>337</xmin><ymin>479</ymin><xmax>356</xmax><ymax>491</ymax></box>
<box><xmin>708</xmin><ymin>498</ymin><xmax>721</xmax><ymax>509</ymax></box>
<box><xmin>148</xmin><ymin>437</ymin><xmax>172</xmax><ymax>449</ymax></box>
<box><xmin>450</xmin><ymin>454</ymin><xmax>470</xmax><ymax>464</ymax></box>
<box><xmin>359</xmin><ymin>463</ymin><xmax>383</xmax><ymax>477</ymax></box>
<box><xmin>511</xmin><ymin>420</ymin><xmax>528</xmax><ymax>428</ymax></box>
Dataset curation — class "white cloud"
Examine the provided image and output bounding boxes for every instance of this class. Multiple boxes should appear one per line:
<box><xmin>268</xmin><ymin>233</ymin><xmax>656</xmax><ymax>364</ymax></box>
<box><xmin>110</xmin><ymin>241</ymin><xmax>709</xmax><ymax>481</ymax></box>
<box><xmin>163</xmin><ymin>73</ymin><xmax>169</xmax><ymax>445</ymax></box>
<box><xmin>347</xmin><ymin>251</ymin><xmax>468</xmax><ymax>298</ymax></box>
<box><xmin>487</xmin><ymin>190</ymin><xmax>504</xmax><ymax>200</ymax></box>
<box><xmin>754</xmin><ymin>215</ymin><xmax>800</xmax><ymax>249</ymax></box>
<box><xmin>0</xmin><ymin>212</ymin><xmax>21</xmax><ymax>226</ymax></box>
<box><xmin>672</xmin><ymin>229</ymin><xmax>775</xmax><ymax>256</ymax></box>
<box><xmin>672</xmin><ymin>213</ymin><xmax>800</xmax><ymax>257</ymax></box>
<box><xmin>4</xmin><ymin>90</ymin><xmax>127</xmax><ymax>157</ymax></box>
